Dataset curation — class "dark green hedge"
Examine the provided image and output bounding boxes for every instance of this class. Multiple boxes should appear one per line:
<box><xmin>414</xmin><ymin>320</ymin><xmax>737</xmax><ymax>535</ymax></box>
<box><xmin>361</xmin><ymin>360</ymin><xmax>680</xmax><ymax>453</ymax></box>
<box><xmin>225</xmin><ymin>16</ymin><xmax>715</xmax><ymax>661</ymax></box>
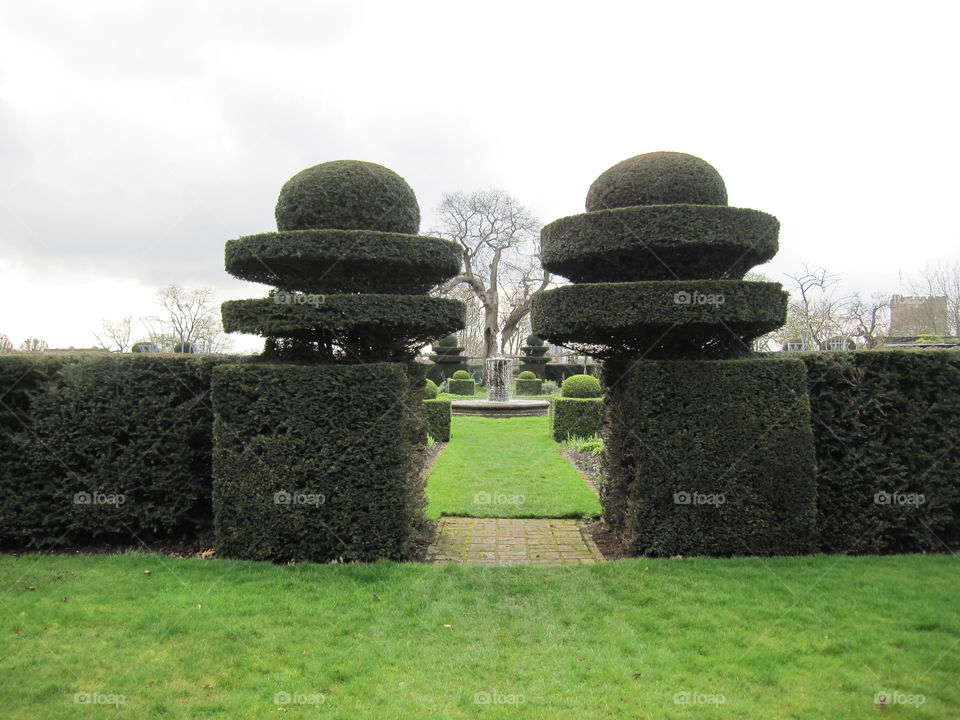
<box><xmin>585</xmin><ymin>152</ymin><xmax>727</xmax><ymax>211</ymax></box>
<box><xmin>531</xmin><ymin>280</ymin><xmax>787</xmax><ymax>360</ymax></box>
<box><xmin>550</xmin><ymin>397</ymin><xmax>604</xmax><ymax>442</ymax></box>
<box><xmin>541</xmin><ymin>363</ymin><xmax>601</xmax><ymax>383</ymax></box>
<box><xmin>222</xmin><ymin>294</ymin><xmax>465</xmax><ymax>363</ymax></box>
<box><xmin>0</xmin><ymin>354</ymin><xmax>234</xmax><ymax>549</ymax></box>
<box><xmin>447</xmin><ymin>378</ymin><xmax>475</xmax><ymax>396</ymax></box>
<box><xmin>224</xmin><ymin>230</ymin><xmax>461</xmax><ymax>295</ymax></box>
<box><xmin>423</xmin><ymin>399</ymin><xmax>452</xmax><ymax>442</ymax></box>
<box><xmin>275</xmin><ymin>160</ymin><xmax>420</xmax><ymax>234</ymax></box>
<box><xmin>212</xmin><ymin>362</ymin><xmax>425</xmax><ymax>563</ymax></box>
<box><xmin>515</xmin><ymin>378</ymin><xmax>543</xmax><ymax>395</ymax></box>
<box><xmin>541</xmin><ymin>205</ymin><xmax>778</xmax><ymax>283</ymax></box>
<box><xmin>603</xmin><ymin>357</ymin><xmax>818</xmax><ymax>557</ymax></box>
<box><xmin>802</xmin><ymin>351</ymin><xmax>960</xmax><ymax>553</ymax></box>
<box><xmin>561</xmin><ymin>374</ymin><xmax>602</xmax><ymax>398</ymax></box>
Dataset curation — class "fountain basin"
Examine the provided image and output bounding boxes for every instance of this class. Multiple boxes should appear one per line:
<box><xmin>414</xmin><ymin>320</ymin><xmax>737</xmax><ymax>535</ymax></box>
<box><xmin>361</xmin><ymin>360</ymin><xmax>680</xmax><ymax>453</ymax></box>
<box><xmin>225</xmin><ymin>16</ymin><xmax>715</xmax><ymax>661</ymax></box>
<box><xmin>451</xmin><ymin>398</ymin><xmax>550</xmax><ymax>418</ymax></box>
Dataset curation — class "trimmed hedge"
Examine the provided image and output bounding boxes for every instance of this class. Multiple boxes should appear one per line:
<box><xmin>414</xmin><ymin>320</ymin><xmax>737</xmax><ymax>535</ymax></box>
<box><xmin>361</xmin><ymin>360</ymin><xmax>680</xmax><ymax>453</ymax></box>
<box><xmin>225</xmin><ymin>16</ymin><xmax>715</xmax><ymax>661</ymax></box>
<box><xmin>423</xmin><ymin>399</ymin><xmax>452</xmax><ymax>442</ymax></box>
<box><xmin>532</xmin><ymin>280</ymin><xmax>786</xmax><ymax>360</ymax></box>
<box><xmin>224</xmin><ymin>230</ymin><xmax>461</xmax><ymax>295</ymax></box>
<box><xmin>542</xmin><ymin>363</ymin><xmax>600</xmax><ymax>383</ymax></box>
<box><xmin>586</xmin><ymin>152</ymin><xmax>727</xmax><ymax>211</ymax></box>
<box><xmin>447</xmin><ymin>378</ymin><xmax>475</xmax><ymax>396</ymax></box>
<box><xmin>212</xmin><ymin>362</ymin><xmax>425</xmax><ymax>563</ymax></box>
<box><xmin>603</xmin><ymin>358</ymin><xmax>818</xmax><ymax>557</ymax></box>
<box><xmin>802</xmin><ymin>351</ymin><xmax>960</xmax><ymax>554</ymax></box>
<box><xmin>424</xmin><ymin>378</ymin><xmax>439</xmax><ymax>399</ymax></box>
<box><xmin>515</xmin><ymin>378</ymin><xmax>543</xmax><ymax>395</ymax></box>
<box><xmin>561</xmin><ymin>374</ymin><xmax>602</xmax><ymax>397</ymax></box>
<box><xmin>0</xmin><ymin>354</ymin><xmax>234</xmax><ymax>548</ymax></box>
<box><xmin>541</xmin><ymin>205</ymin><xmax>779</xmax><ymax>283</ymax></box>
<box><xmin>275</xmin><ymin>160</ymin><xmax>420</xmax><ymax>234</ymax></box>
<box><xmin>222</xmin><ymin>294</ymin><xmax>465</xmax><ymax>363</ymax></box>
<box><xmin>452</xmin><ymin>370</ymin><xmax>471</xmax><ymax>379</ymax></box>
<box><xmin>550</xmin><ymin>397</ymin><xmax>604</xmax><ymax>442</ymax></box>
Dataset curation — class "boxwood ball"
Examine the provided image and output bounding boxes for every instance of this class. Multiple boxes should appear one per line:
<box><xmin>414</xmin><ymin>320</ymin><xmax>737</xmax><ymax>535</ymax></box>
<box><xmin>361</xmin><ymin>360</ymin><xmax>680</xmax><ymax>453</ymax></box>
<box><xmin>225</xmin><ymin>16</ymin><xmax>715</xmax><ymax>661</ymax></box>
<box><xmin>275</xmin><ymin>160</ymin><xmax>421</xmax><ymax>234</ymax></box>
<box><xmin>585</xmin><ymin>152</ymin><xmax>727</xmax><ymax>211</ymax></box>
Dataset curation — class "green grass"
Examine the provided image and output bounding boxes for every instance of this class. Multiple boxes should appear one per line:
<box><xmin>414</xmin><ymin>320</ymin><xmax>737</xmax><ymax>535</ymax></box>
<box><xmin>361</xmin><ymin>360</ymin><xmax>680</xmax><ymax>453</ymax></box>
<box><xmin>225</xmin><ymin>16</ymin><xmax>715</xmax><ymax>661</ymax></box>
<box><xmin>426</xmin><ymin>416</ymin><xmax>602</xmax><ymax>519</ymax></box>
<box><xmin>1</xmin><ymin>552</ymin><xmax>957</xmax><ymax>718</ymax></box>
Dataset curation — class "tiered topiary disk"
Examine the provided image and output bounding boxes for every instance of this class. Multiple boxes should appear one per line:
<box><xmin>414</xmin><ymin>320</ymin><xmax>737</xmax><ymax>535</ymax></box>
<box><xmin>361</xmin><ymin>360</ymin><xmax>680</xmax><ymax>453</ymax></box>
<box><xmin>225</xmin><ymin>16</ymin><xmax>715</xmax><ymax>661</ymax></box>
<box><xmin>533</xmin><ymin>151</ymin><xmax>785</xmax><ymax>360</ymax></box>
<box><xmin>519</xmin><ymin>334</ymin><xmax>550</xmax><ymax>376</ymax></box>
<box><xmin>221</xmin><ymin>160</ymin><xmax>465</xmax><ymax>362</ymax></box>
<box><xmin>428</xmin><ymin>334</ymin><xmax>469</xmax><ymax>380</ymax></box>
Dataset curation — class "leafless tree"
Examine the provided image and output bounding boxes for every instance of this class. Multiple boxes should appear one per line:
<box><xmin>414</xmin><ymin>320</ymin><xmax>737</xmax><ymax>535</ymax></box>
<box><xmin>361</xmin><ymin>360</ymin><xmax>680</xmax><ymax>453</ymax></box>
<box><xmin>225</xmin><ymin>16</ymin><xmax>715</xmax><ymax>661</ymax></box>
<box><xmin>908</xmin><ymin>258</ymin><xmax>960</xmax><ymax>335</ymax></box>
<box><xmin>432</xmin><ymin>190</ymin><xmax>550</xmax><ymax>361</ymax></box>
<box><xmin>0</xmin><ymin>334</ymin><xmax>13</xmax><ymax>353</ymax></box>
<box><xmin>18</xmin><ymin>338</ymin><xmax>48</xmax><ymax>352</ymax></box>
<box><xmin>844</xmin><ymin>293</ymin><xmax>889</xmax><ymax>348</ymax></box>
<box><xmin>93</xmin><ymin>315</ymin><xmax>133</xmax><ymax>352</ymax></box>
<box><xmin>142</xmin><ymin>284</ymin><xmax>230</xmax><ymax>353</ymax></box>
<box><xmin>774</xmin><ymin>266</ymin><xmax>849</xmax><ymax>351</ymax></box>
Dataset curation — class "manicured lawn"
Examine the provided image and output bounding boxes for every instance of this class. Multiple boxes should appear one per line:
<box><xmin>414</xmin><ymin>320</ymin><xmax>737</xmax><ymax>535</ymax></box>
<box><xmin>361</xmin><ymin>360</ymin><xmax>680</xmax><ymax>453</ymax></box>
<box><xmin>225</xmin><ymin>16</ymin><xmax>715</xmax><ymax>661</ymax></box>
<box><xmin>426</xmin><ymin>416</ymin><xmax>602</xmax><ymax>519</ymax></box>
<box><xmin>1</xmin><ymin>553</ymin><xmax>957</xmax><ymax>718</ymax></box>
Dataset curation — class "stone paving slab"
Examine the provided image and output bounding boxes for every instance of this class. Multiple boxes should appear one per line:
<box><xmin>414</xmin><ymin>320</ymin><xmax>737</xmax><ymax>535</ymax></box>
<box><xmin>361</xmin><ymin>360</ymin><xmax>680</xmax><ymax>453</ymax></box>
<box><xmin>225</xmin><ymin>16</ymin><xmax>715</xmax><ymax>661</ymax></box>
<box><xmin>426</xmin><ymin>518</ymin><xmax>605</xmax><ymax>566</ymax></box>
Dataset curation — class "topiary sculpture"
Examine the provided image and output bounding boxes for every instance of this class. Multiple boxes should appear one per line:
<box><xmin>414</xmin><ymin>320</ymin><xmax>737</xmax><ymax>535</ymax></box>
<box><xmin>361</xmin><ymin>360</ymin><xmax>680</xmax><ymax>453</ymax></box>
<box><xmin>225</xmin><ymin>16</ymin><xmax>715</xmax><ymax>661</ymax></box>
<box><xmin>517</xmin><ymin>370</ymin><xmax>537</xmax><ymax>380</ymax></box>
<box><xmin>561</xmin><ymin>374</ymin><xmax>601</xmax><ymax>398</ymax></box>
<box><xmin>519</xmin><ymin>334</ymin><xmax>550</xmax><ymax>376</ymax></box>
<box><xmin>424</xmin><ymin>378</ymin><xmax>439</xmax><ymax>400</ymax></box>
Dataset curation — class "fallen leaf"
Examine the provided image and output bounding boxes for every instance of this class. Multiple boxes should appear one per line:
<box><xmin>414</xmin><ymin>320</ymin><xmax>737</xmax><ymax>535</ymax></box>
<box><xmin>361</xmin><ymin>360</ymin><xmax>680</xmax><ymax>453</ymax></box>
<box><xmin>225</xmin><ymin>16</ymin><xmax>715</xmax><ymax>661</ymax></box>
<box><xmin>26</xmin><ymin>586</ymin><xmax>35</xmax><ymax>591</ymax></box>
<box><xmin>631</xmin><ymin>673</ymin><xmax>641</xmax><ymax>680</ymax></box>
<box><xmin>143</xmin><ymin>570</ymin><xmax>151</xmax><ymax>575</ymax></box>
<box><xmin>442</xmin><ymin>624</ymin><xmax>452</xmax><ymax>629</ymax></box>
<box><xmin>13</xmin><ymin>627</ymin><xmax>22</xmax><ymax>635</ymax></box>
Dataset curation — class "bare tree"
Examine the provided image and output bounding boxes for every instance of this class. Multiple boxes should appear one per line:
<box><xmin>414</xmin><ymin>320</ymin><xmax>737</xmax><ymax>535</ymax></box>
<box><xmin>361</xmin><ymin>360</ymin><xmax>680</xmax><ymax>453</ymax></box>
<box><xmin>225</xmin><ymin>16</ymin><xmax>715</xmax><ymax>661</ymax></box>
<box><xmin>143</xmin><ymin>284</ymin><xmax>230</xmax><ymax>353</ymax></box>
<box><xmin>93</xmin><ymin>315</ymin><xmax>133</xmax><ymax>352</ymax></box>
<box><xmin>0</xmin><ymin>334</ymin><xmax>13</xmax><ymax>353</ymax></box>
<box><xmin>908</xmin><ymin>258</ymin><xmax>960</xmax><ymax>335</ymax></box>
<box><xmin>775</xmin><ymin>266</ymin><xmax>848</xmax><ymax>351</ymax></box>
<box><xmin>19</xmin><ymin>338</ymin><xmax>48</xmax><ymax>352</ymax></box>
<box><xmin>845</xmin><ymin>293</ymin><xmax>889</xmax><ymax>348</ymax></box>
<box><xmin>433</xmin><ymin>190</ymin><xmax>550</xmax><ymax>361</ymax></box>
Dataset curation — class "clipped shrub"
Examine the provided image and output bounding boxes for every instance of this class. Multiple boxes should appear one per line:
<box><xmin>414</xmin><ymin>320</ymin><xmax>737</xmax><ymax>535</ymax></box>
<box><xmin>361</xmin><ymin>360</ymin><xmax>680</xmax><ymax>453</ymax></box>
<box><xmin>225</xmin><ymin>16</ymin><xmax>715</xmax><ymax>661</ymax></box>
<box><xmin>519</xmin><ymin>334</ymin><xmax>550</xmax><ymax>376</ymax></box>
<box><xmin>212</xmin><ymin>363</ymin><xmax>425</xmax><ymax>562</ymax></box>
<box><xmin>550</xmin><ymin>397</ymin><xmax>604</xmax><ymax>442</ymax></box>
<box><xmin>424</xmin><ymin>378</ymin><xmax>439</xmax><ymax>399</ymax></box>
<box><xmin>561</xmin><ymin>374</ymin><xmax>602</xmax><ymax>398</ymax></box>
<box><xmin>515</xmin><ymin>378</ymin><xmax>543</xmax><ymax>396</ymax></box>
<box><xmin>131</xmin><ymin>342</ymin><xmax>158</xmax><ymax>353</ymax></box>
<box><xmin>274</xmin><ymin>160</ymin><xmax>421</xmax><ymax>234</ymax></box>
<box><xmin>517</xmin><ymin>370</ymin><xmax>537</xmax><ymax>379</ymax></box>
<box><xmin>423</xmin><ymin>399</ymin><xmax>452</xmax><ymax>442</ymax></box>
<box><xmin>447</xmin><ymin>377</ymin><xmax>476</xmax><ymax>396</ymax></box>
<box><xmin>427</xmin><ymin>334</ymin><xmax>468</xmax><ymax>382</ymax></box>
<box><xmin>173</xmin><ymin>341</ymin><xmax>195</xmax><ymax>353</ymax></box>
<box><xmin>542</xmin><ymin>363</ymin><xmax>600</xmax><ymax>384</ymax></box>
<box><xmin>603</xmin><ymin>358</ymin><xmax>818</xmax><ymax>556</ymax></box>
<box><xmin>452</xmin><ymin>369</ymin><xmax>471</xmax><ymax>379</ymax></box>
<box><xmin>802</xmin><ymin>351</ymin><xmax>960</xmax><ymax>553</ymax></box>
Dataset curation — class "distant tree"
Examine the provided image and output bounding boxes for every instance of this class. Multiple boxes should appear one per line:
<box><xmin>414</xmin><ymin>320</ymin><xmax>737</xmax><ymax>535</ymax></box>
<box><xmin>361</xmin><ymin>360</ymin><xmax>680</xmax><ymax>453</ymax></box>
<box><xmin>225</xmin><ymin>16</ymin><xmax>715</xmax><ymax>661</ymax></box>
<box><xmin>775</xmin><ymin>266</ymin><xmax>849</xmax><ymax>351</ymax></box>
<box><xmin>142</xmin><ymin>284</ymin><xmax>230</xmax><ymax>353</ymax></box>
<box><xmin>0</xmin><ymin>334</ymin><xmax>13</xmax><ymax>353</ymax></box>
<box><xmin>844</xmin><ymin>293</ymin><xmax>889</xmax><ymax>348</ymax></box>
<box><xmin>432</xmin><ymin>190</ymin><xmax>550</xmax><ymax>361</ymax></box>
<box><xmin>19</xmin><ymin>338</ymin><xmax>48</xmax><ymax>352</ymax></box>
<box><xmin>93</xmin><ymin>315</ymin><xmax>133</xmax><ymax>352</ymax></box>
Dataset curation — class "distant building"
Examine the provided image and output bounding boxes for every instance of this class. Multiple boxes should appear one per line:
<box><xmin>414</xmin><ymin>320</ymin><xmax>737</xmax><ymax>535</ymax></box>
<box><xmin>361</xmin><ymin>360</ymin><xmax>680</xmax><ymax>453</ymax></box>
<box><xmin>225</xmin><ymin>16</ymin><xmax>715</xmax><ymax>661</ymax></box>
<box><xmin>889</xmin><ymin>295</ymin><xmax>950</xmax><ymax>336</ymax></box>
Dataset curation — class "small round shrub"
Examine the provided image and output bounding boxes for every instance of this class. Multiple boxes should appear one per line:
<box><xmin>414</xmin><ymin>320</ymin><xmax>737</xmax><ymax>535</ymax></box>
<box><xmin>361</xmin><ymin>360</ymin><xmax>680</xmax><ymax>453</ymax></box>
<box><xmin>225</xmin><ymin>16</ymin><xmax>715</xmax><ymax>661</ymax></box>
<box><xmin>586</xmin><ymin>151</ymin><xmax>727</xmax><ymax>211</ymax></box>
<box><xmin>452</xmin><ymin>370</ymin><xmax>471</xmax><ymax>379</ymax></box>
<box><xmin>525</xmin><ymin>335</ymin><xmax>544</xmax><ymax>346</ymax></box>
<box><xmin>424</xmin><ymin>378</ymin><xmax>439</xmax><ymax>399</ymax></box>
<box><xmin>561</xmin><ymin>374</ymin><xmax>602</xmax><ymax>398</ymax></box>
<box><xmin>275</xmin><ymin>160</ymin><xmax>420</xmax><ymax>234</ymax></box>
<box><xmin>517</xmin><ymin>370</ymin><xmax>537</xmax><ymax>380</ymax></box>
<box><xmin>173</xmin><ymin>342</ymin><xmax>195</xmax><ymax>354</ymax></box>
<box><xmin>436</xmin><ymin>334</ymin><xmax>458</xmax><ymax>348</ymax></box>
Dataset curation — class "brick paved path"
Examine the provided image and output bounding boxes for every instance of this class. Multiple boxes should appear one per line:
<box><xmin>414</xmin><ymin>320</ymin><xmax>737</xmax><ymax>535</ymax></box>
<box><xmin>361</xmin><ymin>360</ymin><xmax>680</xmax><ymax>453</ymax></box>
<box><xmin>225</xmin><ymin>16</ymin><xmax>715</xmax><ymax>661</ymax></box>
<box><xmin>427</xmin><ymin>517</ymin><xmax>604</xmax><ymax>566</ymax></box>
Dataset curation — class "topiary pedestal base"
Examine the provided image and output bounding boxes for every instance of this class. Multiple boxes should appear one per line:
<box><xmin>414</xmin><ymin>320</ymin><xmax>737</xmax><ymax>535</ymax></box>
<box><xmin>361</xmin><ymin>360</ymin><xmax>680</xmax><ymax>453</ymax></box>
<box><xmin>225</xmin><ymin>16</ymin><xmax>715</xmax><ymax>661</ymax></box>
<box><xmin>603</xmin><ymin>357</ymin><xmax>817</xmax><ymax>557</ymax></box>
<box><xmin>211</xmin><ymin>362</ymin><xmax>426</xmax><ymax>563</ymax></box>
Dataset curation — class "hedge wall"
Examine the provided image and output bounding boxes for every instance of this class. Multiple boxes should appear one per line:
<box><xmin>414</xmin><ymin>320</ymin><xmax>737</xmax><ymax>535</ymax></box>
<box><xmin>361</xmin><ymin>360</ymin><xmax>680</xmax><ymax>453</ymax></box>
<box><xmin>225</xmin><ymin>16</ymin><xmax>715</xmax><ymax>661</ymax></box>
<box><xmin>0</xmin><ymin>354</ymin><xmax>233</xmax><ymax>548</ymax></box>
<box><xmin>603</xmin><ymin>358</ymin><xmax>818</xmax><ymax>556</ymax></box>
<box><xmin>211</xmin><ymin>362</ymin><xmax>426</xmax><ymax>563</ymax></box>
<box><xmin>550</xmin><ymin>397</ymin><xmax>604</xmax><ymax>442</ymax></box>
<box><xmin>447</xmin><ymin>378</ymin><xmax>475</xmax><ymax>396</ymax></box>
<box><xmin>542</xmin><ymin>363</ymin><xmax>601</xmax><ymax>383</ymax></box>
<box><xmin>515</xmin><ymin>378</ymin><xmax>543</xmax><ymax>396</ymax></box>
<box><xmin>802</xmin><ymin>351</ymin><xmax>960</xmax><ymax>553</ymax></box>
<box><xmin>423</xmin><ymin>399</ymin><xmax>452</xmax><ymax>442</ymax></box>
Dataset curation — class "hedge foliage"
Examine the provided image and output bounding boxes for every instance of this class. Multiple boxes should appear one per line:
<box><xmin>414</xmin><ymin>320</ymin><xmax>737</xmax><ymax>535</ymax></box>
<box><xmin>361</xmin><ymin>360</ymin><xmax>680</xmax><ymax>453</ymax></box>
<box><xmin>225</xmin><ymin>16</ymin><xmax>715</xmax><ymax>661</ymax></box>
<box><xmin>541</xmin><ymin>205</ymin><xmax>779</xmax><ymax>283</ymax></box>
<box><xmin>452</xmin><ymin>370</ymin><xmax>471</xmax><ymax>379</ymax></box>
<box><xmin>515</xmin><ymin>378</ymin><xmax>543</xmax><ymax>396</ymax></box>
<box><xmin>275</xmin><ymin>160</ymin><xmax>420</xmax><ymax>234</ymax></box>
<box><xmin>531</xmin><ymin>281</ymin><xmax>787</xmax><ymax>360</ymax></box>
<box><xmin>423</xmin><ymin>399</ymin><xmax>452</xmax><ymax>442</ymax></box>
<box><xmin>222</xmin><ymin>294</ymin><xmax>465</xmax><ymax>363</ymax></box>
<box><xmin>550</xmin><ymin>397</ymin><xmax>604</xmax><ymax>442</ymax></box>
<box><xmin>585</xmin><ymin>152</ymin><xmax>727</xmax><ymax>211</ymax></box>
<box><xmin>224</xmin><ymin>230</ymin><xmax>461</xmax><ymax>295</ymax></box>
<box><xmin>561</xmin><ymin>374</ymin><xmax>602</xmax><ymax>398</ymax></box>
<box><xmin>802</xmin><ymin>351</ymin><xmax>960</xmax><ymax>553</ymax></box>
<box><xmin>542</xmin><ymin>363</ymin><xmax>601</xmax><ymax>383</ymax></box>
<box><xmin>447</xmin><ymin>378</ymin><xmax>475</xmax><ymax>396</ymax></box>
<box><xmin>602</xmin><ymin>358</ymin><xmax>818</xmax><ymax>557</ymax></box>
<box><xmin>517</xmin><ymin>370</ymin><xmax>537</xmax><ymax>380</ymax></box>
<box><xmin>0</xmin><ymin>354</ymin><xmax>233</xmax><ymax>548</ymax></box>
<box><xmin>212</xmin><ymin>362</ymin><xmax>425</xmax><ymax>563</ymax></box>
<box><xmin>424</xmin><ymin>378</ymin><xmax>439</xmax><ymax>399</ymax></box>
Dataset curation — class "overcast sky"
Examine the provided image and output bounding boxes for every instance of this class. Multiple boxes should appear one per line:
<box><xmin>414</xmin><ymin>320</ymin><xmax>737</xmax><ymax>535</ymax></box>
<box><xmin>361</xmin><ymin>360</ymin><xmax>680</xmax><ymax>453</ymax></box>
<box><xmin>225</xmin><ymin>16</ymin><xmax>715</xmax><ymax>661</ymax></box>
<box><xmin>1</xmin><ymin>0</ymin><xmax>958</xmax><ymax>351</ymax></box>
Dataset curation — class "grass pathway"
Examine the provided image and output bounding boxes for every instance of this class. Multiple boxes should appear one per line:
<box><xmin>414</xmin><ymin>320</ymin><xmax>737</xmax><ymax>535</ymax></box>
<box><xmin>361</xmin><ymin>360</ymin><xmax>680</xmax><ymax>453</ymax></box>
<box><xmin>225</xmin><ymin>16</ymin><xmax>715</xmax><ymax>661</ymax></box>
<box><xmin>425</xmin><ymin>416</ymin><xmax>601</xmax><ymax>519</ymax></box>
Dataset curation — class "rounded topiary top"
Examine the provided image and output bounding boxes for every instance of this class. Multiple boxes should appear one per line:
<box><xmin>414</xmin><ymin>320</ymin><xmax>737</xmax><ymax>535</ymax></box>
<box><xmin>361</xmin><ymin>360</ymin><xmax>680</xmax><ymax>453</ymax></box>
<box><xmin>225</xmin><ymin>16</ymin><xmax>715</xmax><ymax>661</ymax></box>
<box><xmin>561</xmin><ymin>374</ymin><xmax>602</xmax><ymax>398</ymax></box>
<box><xmin>525</xmin><ymin>335</ymin><xmax>544</xmax><ymax>347</ymax></box>
<box><xmin>585</xmin><ymin>152</ymin><xmax>727</xmax><ymax>211</ymax></box>
<box><xmin>452</xmin><ymin>370</ymin><xmax>471</xmax><ymax>379</ymax></box>
<box><xmin>435</xmin><ymin>334</ymin><xmax>458</xmax><ymax>348</ymax></box>
<box><xmin>424</xmin><ymin>378</ymin><xmax>439</xmax><ymax>399</ymax></box>
<box><xmin>275</xmin><ymin>160</ymin><xmax>421</xmax><ymax>234</ymax></box>
<box><xmin>517</xmin><ymin>370</ymin><xmax>537</xmax><ymax>380</ymax></box>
